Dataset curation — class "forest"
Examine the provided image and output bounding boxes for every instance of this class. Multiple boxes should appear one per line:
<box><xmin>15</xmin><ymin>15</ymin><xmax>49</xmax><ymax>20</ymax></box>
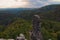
<box><xmin>0</xmin><ymin>4</ymin><xmax>60</xmax><ymax>40</ymax></box>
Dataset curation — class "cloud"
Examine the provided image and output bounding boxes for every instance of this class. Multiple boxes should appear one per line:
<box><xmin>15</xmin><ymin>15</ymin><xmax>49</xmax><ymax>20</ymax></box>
<box><xmin>0</xmin><ymin>0</ymin><xmax>50</xmax><ymax>8</ymax></box>
<box><xmin>51</xmin><ymin>0</ymin><xmax>60</xmax><ymax>2</ymax></box>
<box><xmin>46</xmin><ymin>0</ymin><xmax>60</xmax><ymax>4</ymax></box>
<box><xmin>0</xmin><ymin>0</ymin><xmax>60</xmax><ymax>8</ymax></box>
<box><xmin>30</xmin><ymin>0</ymin><xmax>60</xmax><ymax>8</ymax></box>
<box><xmin>0</xmin><ymin>0</ymin><xmax>30</xmax><ymax>8</ymax></box>
<box><xmin>27</xmin><ymin>0</ymin><xmax>49</xmax><ymax>8</ymax></box>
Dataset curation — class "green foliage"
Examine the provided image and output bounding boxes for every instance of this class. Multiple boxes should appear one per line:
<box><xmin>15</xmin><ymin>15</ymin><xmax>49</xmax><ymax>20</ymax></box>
<box><xmin>0</xmin><ymin>4</ymin><xmax>60</xmax><ymax>40</ymax></box>
<box><xmin>57</xmin><ymin>31</ymin><xmax>60</xmax><ymax>40</ymax></box>
<box><xmin>0</xmin><ymin>18</ymin><xmax>59</xmax><ymax>40</ymax></box>
<box><xmin>0</xmin><ymin>25</ymin><xmax>4</xmax><ymax>32</ymax></box>
<box><xmin>41</xmin><ymin>20</ymin><xmax>60</xmax><ymax>40</ymax></box>
<box><xmin>0</xmin><ymin>18</ymin><xmax>32</xmax><ymax>40</ymax></box>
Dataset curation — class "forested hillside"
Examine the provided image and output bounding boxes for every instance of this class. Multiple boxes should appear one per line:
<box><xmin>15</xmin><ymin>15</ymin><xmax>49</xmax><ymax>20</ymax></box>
<box><xmin>0</xmin><ymin>4</ymin><xmax>60</xmax><ymax>40</ymax></box>
<box><xmin>0</xmin><ymin>18</ymin><xmax>32</xmax><ymax>39</ymax></box>
<box><xmin>18</xmin><ymin>4</ymin><xmax>60</xmax><ymax>21</ymax></box>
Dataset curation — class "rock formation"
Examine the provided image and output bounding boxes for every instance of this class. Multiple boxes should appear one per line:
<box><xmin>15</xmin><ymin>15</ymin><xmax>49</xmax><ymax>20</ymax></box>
<box><xmin>30</xmin><ymin>15</ymin><xmax>43</xmax><ymax>40</ymax></box>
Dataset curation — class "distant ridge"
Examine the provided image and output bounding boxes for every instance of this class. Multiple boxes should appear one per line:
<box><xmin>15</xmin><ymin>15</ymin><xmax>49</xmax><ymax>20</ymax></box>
<box><xmin>0</xmin><ymin>8</ymin><xmax>34</xmax><ymax>14</ymax></box>
<box><xmin>0</xmin><ymin>4</ymin><xmax>60</xmax><ymax>14</ymax></box>
<box><xmin>36</xmin><ymin>4</ymin><xmax>60</xmax><ymax>12</ymax></box>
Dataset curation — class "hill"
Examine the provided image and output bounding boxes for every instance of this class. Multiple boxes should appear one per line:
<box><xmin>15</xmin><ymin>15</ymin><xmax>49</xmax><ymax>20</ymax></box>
<box><xmin>0</xmin><ymin>18</ymin><xmax>32</xmax><ymax>39</ymax></box>
<box><xmin>17</xmin><ymin>4</ymin><xmax>60</xmax><ymax>21</ymax></box>
<box><xmin>0</xmin><ymin>4</ymin><xmax>60</xmax><ymax>40</ymax></box>
<box><xmin>0</xmin><ymin>8</ymin><xmax>33</xmax><ymax>14</ymax></box>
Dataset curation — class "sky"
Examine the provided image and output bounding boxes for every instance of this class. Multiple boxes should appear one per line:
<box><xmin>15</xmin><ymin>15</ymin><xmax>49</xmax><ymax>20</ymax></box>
<box><xmin>0</xmin><ymin>0</ymin><xmax>60</xmax><ymax>8</ymax></box>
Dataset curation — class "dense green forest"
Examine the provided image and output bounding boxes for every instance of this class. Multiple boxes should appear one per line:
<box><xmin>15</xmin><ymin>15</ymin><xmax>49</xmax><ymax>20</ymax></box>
<box><xmin>0</xmin><ymin>4</ymin><xmax>60</xmax><ymax>40</ymax></box>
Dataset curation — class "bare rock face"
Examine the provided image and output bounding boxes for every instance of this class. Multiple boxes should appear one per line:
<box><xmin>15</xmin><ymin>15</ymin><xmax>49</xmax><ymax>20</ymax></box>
<box><xmin>16</xmin><ymin>33</ymin><xmax>27</xmax><ymax>40</ymax></box>
<box><xmin>30</xmin><ymin>15</ymin><xmax>43</xmax><ymax>40</ymax></box>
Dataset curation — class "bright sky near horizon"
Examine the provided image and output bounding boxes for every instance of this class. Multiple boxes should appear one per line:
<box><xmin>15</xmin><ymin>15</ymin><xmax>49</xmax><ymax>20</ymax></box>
<box><xmin>0</xmin><ymin>0</ymin><xmax>60</xmax><ymax>8</ymax></box>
